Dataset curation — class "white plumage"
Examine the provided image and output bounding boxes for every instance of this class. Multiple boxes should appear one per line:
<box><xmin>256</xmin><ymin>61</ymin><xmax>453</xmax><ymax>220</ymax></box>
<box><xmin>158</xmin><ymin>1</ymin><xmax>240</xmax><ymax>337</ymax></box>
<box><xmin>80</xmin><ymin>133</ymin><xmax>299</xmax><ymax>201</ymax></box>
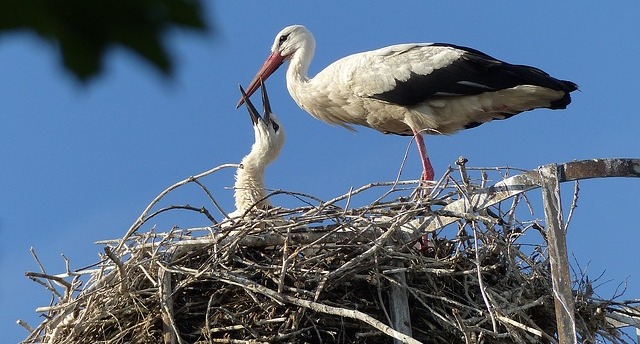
<box><xmin>229</xmin><ymin>82</ymin><xmax>284</xmax><ymax>218</ymax></box>
<box><xmin>238</xmin><ymin>25</ymin><xmax>577</xmax><ymax>181</ymax></box>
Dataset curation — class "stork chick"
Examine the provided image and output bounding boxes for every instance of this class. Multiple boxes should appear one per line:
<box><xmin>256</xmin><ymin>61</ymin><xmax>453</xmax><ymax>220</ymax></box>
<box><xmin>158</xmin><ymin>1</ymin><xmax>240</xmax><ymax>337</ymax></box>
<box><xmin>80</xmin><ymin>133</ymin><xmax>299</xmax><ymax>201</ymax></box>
<box><xmin>238</xmin><ymin>25</ymin><xmax>577</xmax><ymax>182</ymax></box>
<box><xmin>229</xmin><ymin>82</ymin><xmax>285</xmax><ymax>218</ymax></box>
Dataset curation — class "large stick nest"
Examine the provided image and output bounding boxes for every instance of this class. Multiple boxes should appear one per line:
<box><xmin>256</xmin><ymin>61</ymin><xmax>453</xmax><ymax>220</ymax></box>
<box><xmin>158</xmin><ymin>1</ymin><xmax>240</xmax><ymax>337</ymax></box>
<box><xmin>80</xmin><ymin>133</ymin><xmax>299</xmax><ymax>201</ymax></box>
<box><xmin>21</xmin><ymin>162</ymin><xmax>637</xmax><ymax>343</ymax></box>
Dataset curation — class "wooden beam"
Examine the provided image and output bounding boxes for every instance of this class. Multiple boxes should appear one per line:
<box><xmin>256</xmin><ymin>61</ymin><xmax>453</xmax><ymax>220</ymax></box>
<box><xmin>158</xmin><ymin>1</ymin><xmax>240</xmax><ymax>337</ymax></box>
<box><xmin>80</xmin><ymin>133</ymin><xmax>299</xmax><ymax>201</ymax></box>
<box><xmin>539</xmin><ymin>164</ymin><xmax>576</xmax><ymax>344</ymax></box>
<box><xmin>388</xmin><ymin>261</ymin><xmax>412</xmax><ymax>343</ymax></box>
<box><xmin>420</xmin><ymin>158</ymin><xmax>640</xmax><ymax>234</ymax></box>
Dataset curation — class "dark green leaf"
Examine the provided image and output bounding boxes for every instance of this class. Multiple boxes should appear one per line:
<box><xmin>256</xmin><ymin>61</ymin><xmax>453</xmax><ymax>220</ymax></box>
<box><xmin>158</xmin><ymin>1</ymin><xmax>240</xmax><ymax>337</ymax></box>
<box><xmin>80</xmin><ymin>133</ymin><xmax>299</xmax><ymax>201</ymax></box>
<box><xmin>0</xmin><ymin>0</ymin><xmax>209</xmax><ymax>81</ymax></box>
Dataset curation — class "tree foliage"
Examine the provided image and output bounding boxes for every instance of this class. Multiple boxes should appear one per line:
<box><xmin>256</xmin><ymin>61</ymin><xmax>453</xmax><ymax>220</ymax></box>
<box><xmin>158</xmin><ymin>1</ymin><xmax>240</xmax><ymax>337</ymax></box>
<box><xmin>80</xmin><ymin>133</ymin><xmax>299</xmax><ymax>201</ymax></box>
<box><xmin>0</xmin><ymin>0</ymin><xmax>209</xmax><ymax>81</ymax></box>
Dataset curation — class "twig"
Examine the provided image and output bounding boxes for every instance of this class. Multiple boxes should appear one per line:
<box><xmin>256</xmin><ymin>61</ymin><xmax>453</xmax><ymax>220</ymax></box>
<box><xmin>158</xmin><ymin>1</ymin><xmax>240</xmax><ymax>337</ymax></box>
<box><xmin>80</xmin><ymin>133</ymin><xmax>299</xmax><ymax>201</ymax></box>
<box><xmin>145</xmin><ymin>204</ymin><xmax>217</xmax><ymax>224</ymax></box>
<box><xmin>395</xmin><ymin>134</ymin><xmax>414</xmax><ymax>182</ymax></box>
<box><xmin>29</xmin><ymin>247</ymin><xmax>60</xmax><ymax>298</ymax></box>
<box><xmin>456</xmin><ymin>156</ymin><xmax>470</xmax><ymax>188</ymax></box>
<box><xmin>115</xmin><ymin>163</ymin><xmax>239</xmax><ymax>252</ymax></box>
<box><xmin>344</xmin><ymin>186</ymin><xmax>354</xmax><ymax>214</ymax></box>
<box><xmin>24</xmin><ymin>272</ymin><xmax>66</xmax><ymax>299</ymax></box>
<box><xmin>564</xmin><ymin>180</ymin><xmax>579</xmax><ymax>233</ymax></box>
<box><xmin>16</xmin><ymin>319</ymin><xmax>35</xmax><ymax>334</ymax></box>
<box><xmin>496</xmin><ymin>315</ymin><xmax>543</xmax><ymax>338</ymax></box>
<box><xmin>278</xmin><ymin>227</ymin><xmax>291</xmax><ymax>294</ymax></box>
<box><xmin>373</xmin><ymin>253</ymin><xmax>394</xmax><ymax>328</ymax></box>
<box><xmin>452</xmin><ymin>308</ymin><xmax>473</xmax><ymax>344</ymax></box>
<box><xmin>472</xmin><ymin>223</ymin><xmax>498</xmax><ymax>333</ymax></box>
<box><xmin>103</xmin><ymin>246</ymin><xmax>127</xmax><ymax>293</ymax></box>
<box><xmin>190</xmin><ymin>178</ymin><xmax>225</xmax><ymax>223</ymax></box>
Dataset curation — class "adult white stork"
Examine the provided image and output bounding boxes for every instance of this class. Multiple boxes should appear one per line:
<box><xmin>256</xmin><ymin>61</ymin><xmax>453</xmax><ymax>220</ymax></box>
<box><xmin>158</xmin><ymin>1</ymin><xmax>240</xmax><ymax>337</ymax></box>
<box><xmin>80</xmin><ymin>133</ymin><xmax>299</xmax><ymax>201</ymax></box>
<box><xmin>237</xmin><ymin>25</ymin><xmax>578</xmax><ymax>181</ymax></box>
<box><xmin>229</xmin><ymin>81</ymin><xmax>285</xmax><ymax>218</ymax></box>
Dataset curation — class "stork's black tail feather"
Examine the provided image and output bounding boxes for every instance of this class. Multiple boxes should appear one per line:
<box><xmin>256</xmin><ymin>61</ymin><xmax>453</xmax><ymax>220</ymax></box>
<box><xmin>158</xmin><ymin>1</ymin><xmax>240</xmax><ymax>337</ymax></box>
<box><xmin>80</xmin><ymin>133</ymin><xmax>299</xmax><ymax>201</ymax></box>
<box><xmin>549</xmin><ymin>79</ymin><xmax>578</xmax><ymax>109</ymax></box>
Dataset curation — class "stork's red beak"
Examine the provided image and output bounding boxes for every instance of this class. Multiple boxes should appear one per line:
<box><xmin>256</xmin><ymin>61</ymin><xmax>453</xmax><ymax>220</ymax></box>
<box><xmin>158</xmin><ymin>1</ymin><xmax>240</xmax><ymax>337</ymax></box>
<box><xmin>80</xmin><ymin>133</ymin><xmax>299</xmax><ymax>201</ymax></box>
<box><xmin>236</xmin><ymin>51</ymin><xmax>285</xmax><ymax>108</ymax></box>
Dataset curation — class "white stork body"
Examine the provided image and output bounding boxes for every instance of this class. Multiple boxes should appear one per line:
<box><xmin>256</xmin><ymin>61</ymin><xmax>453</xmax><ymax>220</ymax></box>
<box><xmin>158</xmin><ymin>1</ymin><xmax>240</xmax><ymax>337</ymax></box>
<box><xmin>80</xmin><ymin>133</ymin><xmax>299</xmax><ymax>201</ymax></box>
<box><xmin>239</xmin><ymin>25</ymin><xmax>577</xmax><ymax>180</ymax></box>
<box><xmin>230</xmin><ymin>83</ymin><xmax>284</xmax><ymax>218</ymax></box>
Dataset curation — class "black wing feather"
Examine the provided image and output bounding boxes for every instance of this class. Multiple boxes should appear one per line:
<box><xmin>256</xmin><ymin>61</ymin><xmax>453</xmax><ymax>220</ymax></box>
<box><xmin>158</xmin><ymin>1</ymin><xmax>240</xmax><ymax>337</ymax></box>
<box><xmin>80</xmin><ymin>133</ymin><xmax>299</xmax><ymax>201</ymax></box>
<box><xmin>371</xmin><ymin>43</ymin><xmax>577</xmax><ymax>108</ymax></box>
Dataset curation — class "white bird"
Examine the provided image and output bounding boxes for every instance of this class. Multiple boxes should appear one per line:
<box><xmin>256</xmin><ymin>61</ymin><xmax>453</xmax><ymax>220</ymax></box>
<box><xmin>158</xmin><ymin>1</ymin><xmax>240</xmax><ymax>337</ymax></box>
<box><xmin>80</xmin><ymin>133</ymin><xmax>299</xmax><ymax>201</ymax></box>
<box><xmin>237</xmin><ymin>25</ymin><xmax>578</xmax><ymax>181</ymax></box>
<box><xmin>229</xmin><ymin>81</ymin><xmax>285</xmax><ymax>218</ymax></box>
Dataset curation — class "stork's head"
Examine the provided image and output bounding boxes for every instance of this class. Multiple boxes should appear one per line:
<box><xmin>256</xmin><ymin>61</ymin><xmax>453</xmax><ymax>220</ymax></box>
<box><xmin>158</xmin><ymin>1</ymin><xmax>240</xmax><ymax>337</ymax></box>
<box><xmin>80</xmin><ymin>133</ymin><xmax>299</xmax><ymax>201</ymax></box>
<box><xmin>236</xmin><ymin>25</ymin><xmax>315</xmax><ymax>108</ymax></box>
<box><xmin>239</xmin><ymin>81</ymin><xmax>285</xmax><ymax>167</ymax></box>
<box><xmin>270</xmin><ymin>25</ymin><xmax>314</xmax><ymax>60</ymax></box>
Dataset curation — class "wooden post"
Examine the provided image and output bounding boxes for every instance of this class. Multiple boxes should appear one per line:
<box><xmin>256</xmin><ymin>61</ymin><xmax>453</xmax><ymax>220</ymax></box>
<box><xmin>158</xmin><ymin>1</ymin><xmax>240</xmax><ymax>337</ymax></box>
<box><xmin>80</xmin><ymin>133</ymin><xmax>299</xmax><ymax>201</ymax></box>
<box><xmin>388</xmin><ymin>262</ymin><xmax>412</xmax><ymax>343</ymax></box>
<box><xmin>539</xmin><ymin>164</ymin><xmax>577</xmax><ymax>344</ymax></box>
<box><xmin>159</xmin><ymin>265</ymin><xmax>178</xmax><ymax>344</ymax></box>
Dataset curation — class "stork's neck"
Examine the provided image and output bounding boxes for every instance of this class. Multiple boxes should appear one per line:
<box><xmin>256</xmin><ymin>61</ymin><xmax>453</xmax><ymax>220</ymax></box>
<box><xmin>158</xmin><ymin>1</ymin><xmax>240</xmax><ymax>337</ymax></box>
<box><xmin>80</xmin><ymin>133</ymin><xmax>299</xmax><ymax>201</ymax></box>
<box><xmin>286</xmin><ymin>42</ymin><xmax>315</xmax><ymax>103</ymax></box>
<box><xmin>233</xmin><ymin>151</ymin><xmax>271</xmax><ymax>214</ymax></box>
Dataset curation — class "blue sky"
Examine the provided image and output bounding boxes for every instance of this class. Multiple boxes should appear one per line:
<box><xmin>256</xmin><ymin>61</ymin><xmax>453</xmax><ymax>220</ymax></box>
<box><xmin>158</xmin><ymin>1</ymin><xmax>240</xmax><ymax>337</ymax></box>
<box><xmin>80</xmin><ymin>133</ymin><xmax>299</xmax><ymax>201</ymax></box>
<box><xmin>2</xmin><ymin>2</ymin><xmax>640</xmax><ymax>342</ymax></box>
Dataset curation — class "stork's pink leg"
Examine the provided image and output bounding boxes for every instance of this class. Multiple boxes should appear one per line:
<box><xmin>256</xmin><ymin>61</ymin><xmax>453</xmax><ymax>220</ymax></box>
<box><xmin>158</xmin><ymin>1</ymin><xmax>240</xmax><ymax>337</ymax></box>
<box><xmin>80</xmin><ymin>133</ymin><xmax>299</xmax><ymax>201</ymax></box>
<box><xmin>412</xmin><ymin>129</ymin><xmax>435</xmax><ymax>181</ymax></box>
<box><xmin>412</xmin><ymin>129</ymin><xmax>435</xmax><ymax>254</ymax></box>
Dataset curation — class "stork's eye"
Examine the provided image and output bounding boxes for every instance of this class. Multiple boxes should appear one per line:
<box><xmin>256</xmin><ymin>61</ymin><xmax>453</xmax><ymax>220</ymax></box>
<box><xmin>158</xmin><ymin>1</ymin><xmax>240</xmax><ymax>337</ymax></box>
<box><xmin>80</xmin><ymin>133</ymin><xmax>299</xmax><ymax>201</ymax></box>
<box><xmin>278</xmin><ymin>34</ymin><xmax>289</xmax><ymax>45</ymax></box>
<box><xmin>271</xmin><ymin>121</ymin><xmax>280</xmax><ymax>132</ymax></box>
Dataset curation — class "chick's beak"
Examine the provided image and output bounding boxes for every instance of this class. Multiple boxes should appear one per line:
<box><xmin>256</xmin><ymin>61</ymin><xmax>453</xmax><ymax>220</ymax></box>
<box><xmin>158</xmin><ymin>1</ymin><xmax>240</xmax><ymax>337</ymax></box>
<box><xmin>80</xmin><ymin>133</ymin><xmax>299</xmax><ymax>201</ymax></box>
<box><xmin>260</xmin><ymin>79</ymin><xmax>272</xmax><ymax>125</ymax></box>
<box><xmin>238</xmin><ymin>84</ymin><xmax>261</xmax><ymax>125</ymax></box>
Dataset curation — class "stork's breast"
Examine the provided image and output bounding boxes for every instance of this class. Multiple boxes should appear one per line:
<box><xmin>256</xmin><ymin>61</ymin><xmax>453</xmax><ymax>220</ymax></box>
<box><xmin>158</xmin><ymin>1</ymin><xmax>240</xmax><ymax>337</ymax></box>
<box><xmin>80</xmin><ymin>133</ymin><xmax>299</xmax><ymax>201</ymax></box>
<box><xmin>361</xmin><ymin>100</ymin><xmax>413</xmax><ymax>135</ymax></box>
